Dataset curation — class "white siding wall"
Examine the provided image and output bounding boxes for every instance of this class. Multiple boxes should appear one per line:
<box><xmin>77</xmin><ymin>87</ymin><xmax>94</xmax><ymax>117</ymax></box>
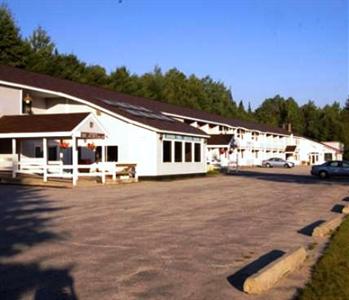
<box><xmin>96</xmin><ymin>112</ymin><xmax>158</xmax><ymax>176</ymax></box>
<box><xmin>0</xmin><ymin>86</ymin><xmax>21</xmax><ymax>115</ymax></box>
<box><xmin>31</xmin><ymin>97</ymin><xmax>47</xmax><ymax>114</ymax></box>
<box><xmin>156</xmin><ymin>137</ymin><xmax>206</xmax><ymax>175</ymax></box>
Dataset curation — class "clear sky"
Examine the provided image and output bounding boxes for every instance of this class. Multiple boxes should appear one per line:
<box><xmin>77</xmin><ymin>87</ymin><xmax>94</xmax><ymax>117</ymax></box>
<box><xmin>5</xmin><ymin>0</ymin><xmax>349</xmax><ymax>108</ymax></box>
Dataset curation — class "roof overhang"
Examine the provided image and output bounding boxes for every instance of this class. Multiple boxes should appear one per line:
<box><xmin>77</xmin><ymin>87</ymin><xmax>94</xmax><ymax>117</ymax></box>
<box><xmin>0</xmin><ymin>80</ymin><xmax>209</xmax><ymax>138</ymax></box>
<box><xmin>162</xmin><ymin>112</ymin><xmax>291</xmax><ymax>137</ymax></box>
<box><xmin>0</xmin><ymin>113</ymin><xmax>107</xmax><ymax>139</ymax></box>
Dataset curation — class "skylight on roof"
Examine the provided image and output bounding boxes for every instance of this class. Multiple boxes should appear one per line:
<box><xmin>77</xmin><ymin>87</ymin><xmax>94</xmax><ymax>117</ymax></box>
<box><xmin>99</xmin><ymin>98</ymin><xmax>174</xmax><ymax>122</ymax></box>
<box><xmin>99</xmin><ymin>98</ymin><xmax>151</xmax><ymax>112</ymax></box>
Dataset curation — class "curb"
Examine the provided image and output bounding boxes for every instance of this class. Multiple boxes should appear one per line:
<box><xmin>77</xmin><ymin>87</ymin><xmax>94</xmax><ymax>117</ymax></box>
<box><xmin>341</xmin><ymin>205</ymin><xmax>349</xmax><ymax>214</ymax></box>
<box><xmin>243</xmin><ymin>246</ymin><xmax>307</xmax><ymax>294</ymax></box>
<box><xmin>312</xmin><ymin>215</ymin><xmax>344</xmax><ymax>238</ymax></box>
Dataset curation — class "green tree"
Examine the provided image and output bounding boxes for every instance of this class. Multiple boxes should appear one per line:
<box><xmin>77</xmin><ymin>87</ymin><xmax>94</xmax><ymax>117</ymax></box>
<box><xmin>238</xmin><ymin>100</ymin><xmax>245</xmax><ymax>114</ymax></box>
<box><xmin>255</xmin><ymin>95</ymin><xmax>285</xmax><ymax>127</ymax></box>
<box><xmin>28</xmin><ymin>26</ymin><xmax>55</xmax><ymax>55</ymax></box>
<box><xmin>247</xmin><ymin>102</ymin><xmax>252</xmax><ymax>114</ymax></box>
<box><xmin>301</xmin><ymin>101</ymin><xmax>321</xmax><ymax>139</ymax></box>
<box><xmin>109</xmin><ymin>66</ymin><xmax>140</xmax><ymax>94</ymax></box>
<box><xmin>282</xmin><ymin>97</ymin><xmax>303</xmax><ymax>134</ymax></box>
<box><xmin>26</xmin><ymin>26</ymin><xmax>56</xmax><ymax>73</ymax></box>
<box><xmin>82</xmin><ymin>65</ymin><xmax>108</xmax><ymax>86</ymax></box>
<box><xmin>0</xmin><ymin>4</ymin><xmax>30</xmax><ymax>67</ymax></box>
<box><xmin>50</xmin><ymin>53</ymin><xmax>86</xmax><ymax>82</ymax></box>
<box><xmin>341</xmin><ymin>97</ymin><xmax>349</xmax><ymax>159</ymax></box>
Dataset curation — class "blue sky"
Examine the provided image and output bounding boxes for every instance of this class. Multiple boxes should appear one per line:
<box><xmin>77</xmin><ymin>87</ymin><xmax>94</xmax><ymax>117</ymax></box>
<box><xmin>6</xmin><ymin>0</ymin><xmax>349</xmax><ymax>108</ymax></box>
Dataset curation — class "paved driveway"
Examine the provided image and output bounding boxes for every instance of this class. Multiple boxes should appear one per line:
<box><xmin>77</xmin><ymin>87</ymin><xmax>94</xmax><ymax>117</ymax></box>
<box><xmin>0</xmin><ymin>167</ymin><xmax>348</xmax><ymax>300</ymax></box>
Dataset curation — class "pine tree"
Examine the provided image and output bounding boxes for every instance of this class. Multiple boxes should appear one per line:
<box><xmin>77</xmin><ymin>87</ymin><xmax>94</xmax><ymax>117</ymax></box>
<box><xmin>0</xmin><ymin>4</ymin><xmax>30</xmax><ymax>67</ymax></box>
<box><xmin>247</xmin><ymin>102</ymin><xmax>252</xmax><ymax>114</ymax></box>
<box><xmin>26</xmin><ymin>26</ymin><xmax>56</xmax><ymax>73</ymax></box>
<box><xmin>238</xmin><ymin>100</ymin><xmax>245</xmax><ymax>113</ymax></box>
<box><xmin>28</xmin><ymin>26</ymin><xmax>55</xmax><ymax>55</ymax></box>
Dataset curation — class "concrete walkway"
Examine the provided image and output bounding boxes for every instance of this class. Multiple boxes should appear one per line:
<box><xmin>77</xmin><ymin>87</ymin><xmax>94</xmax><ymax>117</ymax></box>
<box><xmin>0</xmin><ymin>167</ymin><xmax>348</xmax><ymax>299</ymax></box>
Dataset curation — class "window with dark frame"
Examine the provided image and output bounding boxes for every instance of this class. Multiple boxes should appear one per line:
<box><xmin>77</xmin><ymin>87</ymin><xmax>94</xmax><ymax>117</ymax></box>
<box><xmin>185</xmin><ymin>142</ymin><xmax>192</xmax><ymax>162</ymax></box>
<box><xmin>174</xmin><ymin>141</ymin><xmax>182</xmax><ymax>162</ymax></box>
<box><xmin>35</xmin><ymin>146</ymin><xmax>43</xmax><ymax>158</ymax></box>
<box><xmin>163</xmin><ymin>141</ymin><xmax>172</xmax><ymax>162</ymax></box>
<box><xmin>107</xmin><ymin>146</ymin><xmax>118</xmax><ymax>162</ymax></box>
<box><xmin>194</xmin><ymin>143</ymin><xmax>201</xmax><ymax>162</ymax></box>
<box><xmin>48</xmin><ymin>146</ymin><xmax>57</xmax><ymax>161</ymax></box>
<box><xmin>0</xmin><ymin>139</ymin><xmax>11</xmax><ymax>154</ymax></box>
<box><xmin>324</xmin><ymin>153</ymin><xmax>333</xmax><ymax>161</ymax></box>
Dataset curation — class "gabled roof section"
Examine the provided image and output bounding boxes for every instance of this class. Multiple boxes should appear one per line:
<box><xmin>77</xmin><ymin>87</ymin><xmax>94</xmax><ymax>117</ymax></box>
<box><xmin>0</xmin><ymin>113</ymin><xmax>89</xmax><ymax>134</ymax></box>
<box><xmin>0</xmin><ymin>65</ymin><xmax>288</xmax><ymax>136</ymax></box>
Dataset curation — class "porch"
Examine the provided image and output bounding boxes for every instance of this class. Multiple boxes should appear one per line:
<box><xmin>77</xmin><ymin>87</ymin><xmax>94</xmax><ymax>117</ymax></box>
<box><xmin>0</xmin><ymin>113</ymin><xmax>137</xmax><ymax>186</ymax></box>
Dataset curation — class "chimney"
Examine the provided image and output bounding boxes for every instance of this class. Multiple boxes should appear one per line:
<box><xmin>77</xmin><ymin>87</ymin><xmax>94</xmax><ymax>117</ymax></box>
<box><xmin>287</xmin><ymin>123</ymin><xmax>292</xmax><ymax>133</ymax></box>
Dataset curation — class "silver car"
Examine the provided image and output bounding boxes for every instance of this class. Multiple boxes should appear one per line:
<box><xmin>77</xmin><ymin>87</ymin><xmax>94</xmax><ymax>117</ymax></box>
<box><xmin>311</xmin><ymin>160</ymin><xmax>349</xmax><ymax>179</ymax></box>
<box><xmin>262</xmin><ymin>157</ymin><xmax>295</xmax><ymax>168</ymax></box>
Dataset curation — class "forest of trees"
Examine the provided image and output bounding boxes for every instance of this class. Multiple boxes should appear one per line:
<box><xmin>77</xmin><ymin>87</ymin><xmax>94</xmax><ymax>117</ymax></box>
<box><xmin>0</xmin><ymin>4</ymin><xmax>348</xmax><ymax>158</ymax></box>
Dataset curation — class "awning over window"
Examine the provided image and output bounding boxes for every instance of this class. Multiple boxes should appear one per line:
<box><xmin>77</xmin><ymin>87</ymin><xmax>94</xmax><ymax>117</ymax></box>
<box><xmin>207</xmin><ymin>134</ymin><xmax>234</xmax><ymax>146</ymax></box>
<box><xmin>285</xmin><ymin>145</ymin><xmax>297</xmax><ymax>152</ymax></box>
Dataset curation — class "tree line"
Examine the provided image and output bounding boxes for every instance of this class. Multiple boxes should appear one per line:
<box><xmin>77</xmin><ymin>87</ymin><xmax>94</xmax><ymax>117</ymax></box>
<box><xmin>0</xmin><ymin>4</ymin><xmax>348</xmax><ymax>158</ymax></box>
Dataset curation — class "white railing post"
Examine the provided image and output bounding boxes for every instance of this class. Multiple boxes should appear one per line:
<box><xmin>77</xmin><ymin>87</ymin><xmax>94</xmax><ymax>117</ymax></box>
<box><xmin>59</xmin><ymin>148</ymin><xmax>64</xmax><ymax>176</ymax></box>
<box><xmin>101</xmin><ymin>145</ymin><xmax>106</xmax><ymax>184</ymax></box>
<box><xmin>12</xmin><ymin>138</ymin><xmax>17</xmax><ymax>178</ymax></box>
<box><xmin>43</xmin><ymin>138</ymin><xmax>48</xmax><ymax>182</ymax></box>
<box><xmin>112</xmin><ymin>163</ymin><xmax>116</xmax><ymax>181</ymax></box>
<box><xmin>72</xmin><ymin>136</ymin><xmax>78</xmax><ymax>186</ymax></box>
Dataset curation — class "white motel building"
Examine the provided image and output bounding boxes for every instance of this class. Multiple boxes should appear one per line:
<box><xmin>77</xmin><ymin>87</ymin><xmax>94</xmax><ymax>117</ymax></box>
<box><xmin>0</xmin><ymin>65</ymin><xmax>343</xmax><ymax>184</ymax></box>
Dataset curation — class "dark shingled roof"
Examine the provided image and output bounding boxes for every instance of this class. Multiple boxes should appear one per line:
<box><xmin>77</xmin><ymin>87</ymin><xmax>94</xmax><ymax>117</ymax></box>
<box><xmin>0</xmin><ymin>113</ymin><xmax>89</xmax><ymax>133</ymax></box>
<box><xmin>207</xmin><ymin>134</ymin><xmax>234</xmax><ymax>145</ymax></box>
<box><xmin>0</xmin><ymin>65</ymin><xmax>289</xmax><ymax>135</ymax></box>
<box><xmin>0</xmin><ymin>65</ymin><xmax>206</xmax><ymax>137</ymax></box>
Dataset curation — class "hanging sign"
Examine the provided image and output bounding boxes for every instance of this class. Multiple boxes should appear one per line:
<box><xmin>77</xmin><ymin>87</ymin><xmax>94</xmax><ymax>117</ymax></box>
<box><xmin>80</xmin><ymin>132</ymin><xmax>105</xmax><ymax>139</ymax></box>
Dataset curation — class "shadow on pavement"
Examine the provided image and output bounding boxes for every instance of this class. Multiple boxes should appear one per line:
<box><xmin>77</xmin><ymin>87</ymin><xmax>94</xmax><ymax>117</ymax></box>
<box><xmin>227</xmin><ymin>250</ymin><xmax>285</xmax><ymax>291</ymax></box>
<box><xmin>0</xmin><ymin>185</ymin><xmax>78</xmax><ymax>300</ymax></box>
<box><xmin>227</xmin><ymin>170</ymin><xmax>349</xmax><ymax>186</ymax></box>
<box><xmin>297</xmin><ymin>220</ymin><xmax>326</xmax><ymax>236</ymax></box>
<box><xmin>331</xmin><ymin>204</ymin><xmax>345</xmax><ymax>213</ymax></box>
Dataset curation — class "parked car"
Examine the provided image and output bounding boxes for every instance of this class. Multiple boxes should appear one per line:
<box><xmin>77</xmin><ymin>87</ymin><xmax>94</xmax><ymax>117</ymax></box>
<box><xmin>262</xmin><ymin>158</ymin><xmax>295</xmax><ymax>168</ymax></box>
<box><xmin>311</xmin><ymin>160</ymin><xmax>349</xmax><ymax>179</ymax></box>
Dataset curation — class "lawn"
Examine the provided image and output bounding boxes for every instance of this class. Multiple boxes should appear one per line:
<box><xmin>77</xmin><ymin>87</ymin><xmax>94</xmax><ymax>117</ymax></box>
<box><xmin>297</xmin><ymin>216</ymin><xmax>349</xmax><ymax>300</ymax></box>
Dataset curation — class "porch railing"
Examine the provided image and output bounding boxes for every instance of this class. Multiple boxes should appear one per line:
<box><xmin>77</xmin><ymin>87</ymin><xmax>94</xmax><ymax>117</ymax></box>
<box><xmin>15</xmin><ymin>161</ymin><xmax>137</xmax><ymax>184</ymax></box>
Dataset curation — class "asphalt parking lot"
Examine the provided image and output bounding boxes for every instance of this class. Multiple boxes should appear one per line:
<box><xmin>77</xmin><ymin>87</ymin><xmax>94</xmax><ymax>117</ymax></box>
<box><xmin>1</xmin><ymin>166</ymin><xmax>348</xmax><ymax>300</ymax></box>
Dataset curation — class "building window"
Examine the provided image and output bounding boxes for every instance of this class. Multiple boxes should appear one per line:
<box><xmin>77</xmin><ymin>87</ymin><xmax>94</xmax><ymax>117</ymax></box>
<box><xmin>324</xmin><ymin>153</ymin><xmax>332</xmax><ymax>161</ymax></box>
<box><xmin>48</xmin><ymin>146</ymin><xmax>57</xmax><ymax>161</ymax></box>
<box><xmin>35</xmin><ymin>146</ymin><xmax>43</xmax><ymax>158</ymax></box>
<box><xmin>163</xmin><ymin>141</ymin><xmax>172</xmax><ymax>163</ymax></box>
<box><xmin>23</xmin><ymin>94</ymin><xmax>33</xmax><ymax>114</ymax></box>
<box><xmin>241</xmin><ymin>150</ymin><xmax>244</xmax><ymax>159</ymax></box>
<box><xmin>107</xmin><ymin>146</ymin><xmax>118</xmax><ymax>162</ymax></box>
<box><xmin>0</xmin><ymin>139</ymin><xmax>11</xmax><ymax>154</ymax></box>
<box><xmin>237</xmin><ymin>129</ymin><xmax>245</xmax><ymax>139</ymax></box>
<box><xmin>194</xmin><ymin>143</ymin><xmax>201</xmax><ymax>162</ymax></box>
<box><xmin>174</xmin><ymin>141</ymin><xmax>182</xmax><ymax>162</ymax></box>
<box><xmin>185</xmin><ymin>142</ymin><xmax>192</xmax><ymax>162</ymax></box>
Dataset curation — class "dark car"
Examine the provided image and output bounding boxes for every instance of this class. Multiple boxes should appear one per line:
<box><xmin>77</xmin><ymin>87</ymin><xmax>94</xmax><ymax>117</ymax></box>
<box><xmin>262</xmin><ymin>157</ymin><xmax>295</xmax><ymax>168</ymax></box>
<box><xmin>311</xmin><ymin>160</ymin><xmax>349</xmax><ymax>179</ymax></box>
